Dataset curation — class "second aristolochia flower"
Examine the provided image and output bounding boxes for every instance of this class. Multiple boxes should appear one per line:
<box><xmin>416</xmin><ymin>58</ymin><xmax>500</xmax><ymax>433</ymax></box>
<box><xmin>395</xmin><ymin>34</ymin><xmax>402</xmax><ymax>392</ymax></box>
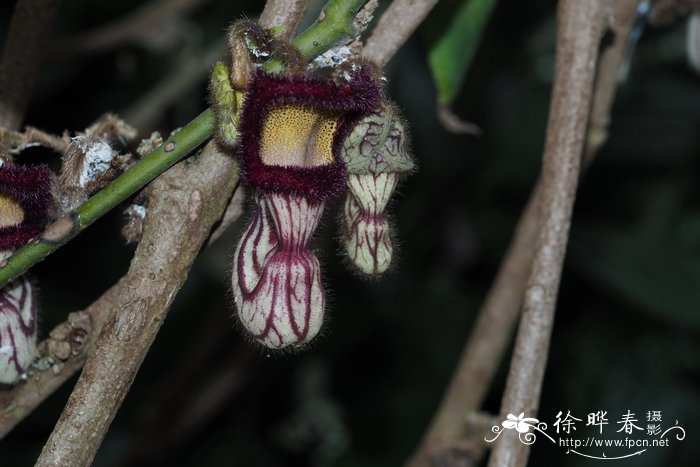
<box><xmin>230</xmin><ymin>68</ymin><xmax>380</xmax><ymax>348</ymax></box>
<box><xmin>340</xmin><ymin>101</ymin><xmax>415</xmax><ymax>276</ymax></box>
<box><xmin>0</xmin><ymin>161</ymin><xmax>52</xmax><ymax>384</ymax></box>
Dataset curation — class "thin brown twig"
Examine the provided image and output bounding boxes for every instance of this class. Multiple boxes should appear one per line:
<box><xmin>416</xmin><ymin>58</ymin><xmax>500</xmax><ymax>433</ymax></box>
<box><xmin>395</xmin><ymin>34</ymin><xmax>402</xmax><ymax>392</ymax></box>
<box><xmin>33</xmin><ymin>142</ymin><xmax>238</xmax><ymax>467</ymax></box>
<box><xmin>259</xmin><ymin>0</ymin><xmax>310</xmax><ymax>38</ymax></box>
<box><xmin>0</xmin><ymin>287</ymin><xmax>120</xmax><ymax>439</ymax></box>
<box><xmin>0</xmin><ymin>0</ymin><xmax>62</xmax><ymax>130</ymax></box>
<box><xmin>0</xmin><ymin>126</ymin><xmax>70</xmax><ymax>154</ymax></box>
<box><xmin>104</xmin><ymin>306</ymin><xmax>249</xmax><ymax>467</ymax></box>
<box><xmin>54</xmin><ymin>0</ymin><xmax>210</xmax><ymax>56</ymax></box>
<box><xmin>0</xmin><ymin>0</ymin><xmax>390</xmax><ymax>439</ymax></box>
<box><xmin>487</xmin><ymin>1</ymin><xmax>606</xmax><ymax>466</ymax></box>
<box><xmin>407</xmin><ymin>2</ymin><xmax>642</xmax><ymax>465</ymax></box>
<box><xmin>112</xmin><ymin>348</ymin><xmax>253</xmax><ymax>467</ymax></box>
<box><xmin>207</xmin><ymin>183</ymin><xmax>246</xmax><ymax>246</ymax></box>
<box><xmin>361</xmin><ymin>0</ymin><xmax>439</xmax><ymax>66</ymax></box>
<box><xmin>585</xmin><ymin>0</ymin><xmax>644</xmax><ymax>163</ymax></box>
<box><xmin>121</xmin><ymin>38</ymin><xmax>226</xmax><ymax>129</ymax></box>
<box><xmin>406</xmin><ymin>189</ymin><xmax>541</xmax><ymax>467</ymax></box>
<box><xmin>648</xmin><ymin>0</ymin><xmax>700</xmax><ymax>26</ymax></box>
<box><xmin>409</xmin><ymin>0</ymin><xmax>640</xmax><ymax>467</ymax></box>
<box><xmin>0</xmin><ymin>170</ymin><xmax>242</xmax><ymax>440</ymax></box>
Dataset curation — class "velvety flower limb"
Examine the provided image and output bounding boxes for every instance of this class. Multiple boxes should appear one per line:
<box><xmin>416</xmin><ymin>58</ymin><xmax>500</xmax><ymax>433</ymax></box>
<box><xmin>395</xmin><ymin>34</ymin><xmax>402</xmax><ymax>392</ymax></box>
<box><xmin>0</xmin><ymin>162</ymin><xmax>52</xmax><ymax>384</ymax></box>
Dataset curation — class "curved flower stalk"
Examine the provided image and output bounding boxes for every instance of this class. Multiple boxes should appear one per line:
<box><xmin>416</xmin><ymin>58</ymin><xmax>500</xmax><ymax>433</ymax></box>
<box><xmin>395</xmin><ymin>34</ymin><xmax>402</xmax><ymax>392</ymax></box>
<box><xmin>0</xmin><ymin>161</ymin><xmax>52</xmax><ymax>384</ymax></box>
<box><xmin>227</xmin><ymin>67</ymin><xmax>381</xmax><ymax>348</ymax></box>
<box><xmin>340</xmin><ymin>101</ymin><xmax>414</xmax><ymax>276</ymax></box>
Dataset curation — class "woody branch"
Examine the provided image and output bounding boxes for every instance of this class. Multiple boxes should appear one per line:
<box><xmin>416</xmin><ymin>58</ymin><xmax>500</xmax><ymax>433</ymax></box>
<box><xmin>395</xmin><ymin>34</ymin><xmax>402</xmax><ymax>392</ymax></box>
<box><xmin>488</xmin><ymin>1</ymin><xmax>606</xmax><ymax>465</ymax></box>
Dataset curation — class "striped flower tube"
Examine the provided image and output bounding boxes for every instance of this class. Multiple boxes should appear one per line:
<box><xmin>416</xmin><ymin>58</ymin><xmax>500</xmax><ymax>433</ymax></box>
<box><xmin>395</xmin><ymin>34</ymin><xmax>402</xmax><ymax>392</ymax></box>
<box><xmin>231</xmin><ymin>67</ymin><xmax>380</xmax><ymax>348</ymax></box>
<box><xmin>340</xmin><ymin>101</ymin><xmax>415</xmax><ymax>276</ymax></box>
<box><xmin>0</xmin><ymin>161</ymin><xmax>52</xmax><ymax>384</ymax></box>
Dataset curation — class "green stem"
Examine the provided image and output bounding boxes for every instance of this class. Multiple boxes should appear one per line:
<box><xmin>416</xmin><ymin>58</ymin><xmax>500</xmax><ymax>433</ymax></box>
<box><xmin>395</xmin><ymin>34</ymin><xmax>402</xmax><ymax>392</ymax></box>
<box><xmin>0</xmin><ymin>0</ymin><xmax>371</xmax><ymax>289</ymax></box>
<box><xmin>78</xmin><ymin>109</ymin><xmax>215</xmax><ymax>226</ymax></box>
<box><xmin>0</xmin><ymin>110</ymin><xmax>215</xmax><ymax>286</ymax></box>
<box><xmin>294</xmin><ymin>0</ymin><xmax>366</xmax><ymax>61</ymax></box>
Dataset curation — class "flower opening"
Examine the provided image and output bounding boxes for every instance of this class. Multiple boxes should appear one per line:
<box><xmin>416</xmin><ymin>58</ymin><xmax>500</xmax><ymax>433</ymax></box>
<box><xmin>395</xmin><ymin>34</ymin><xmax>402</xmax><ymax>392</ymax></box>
<box><xmin>237</xmin><ymin>68</ymin><xmax>381</xmax><ymax>202</ymax></box>
<box><xmin>0</xmin><ymin>163</ymin><xmax>53</xmax><ymax>251</ymax></box>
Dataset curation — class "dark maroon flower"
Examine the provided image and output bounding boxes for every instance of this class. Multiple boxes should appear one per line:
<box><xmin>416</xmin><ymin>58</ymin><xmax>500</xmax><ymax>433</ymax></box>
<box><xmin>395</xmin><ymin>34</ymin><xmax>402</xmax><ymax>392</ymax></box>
<box><xmin>236</xmin><ymin>68</ymin><xmax>381</xmax><ymax>202</ymax></box>
<box><xmin>0</xmin><ymin>161</ymin><xmax>51</xmax><ymax>383</ymax></box>
<box><xmin>231</xmin><ymin>68</ymin><xmax>381</xmax><ymax>348</ymax></box>
<box><xmin>0</xmin><ymin>162</ymin><xmax>53</xmax><ymax>251</ymax></box>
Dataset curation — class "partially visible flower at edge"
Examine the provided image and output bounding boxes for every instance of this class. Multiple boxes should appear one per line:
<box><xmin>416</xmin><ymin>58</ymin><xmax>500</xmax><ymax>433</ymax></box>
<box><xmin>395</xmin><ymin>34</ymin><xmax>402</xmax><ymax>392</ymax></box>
<box><xmin>0</xmin><ymin>162</ymin><xmax>53</xmax><ymax>251</ymax></box>
<box><xmin>0</xmin><ymin>161</ymin><xmax>53</xmax><ymax>384</ymax></box>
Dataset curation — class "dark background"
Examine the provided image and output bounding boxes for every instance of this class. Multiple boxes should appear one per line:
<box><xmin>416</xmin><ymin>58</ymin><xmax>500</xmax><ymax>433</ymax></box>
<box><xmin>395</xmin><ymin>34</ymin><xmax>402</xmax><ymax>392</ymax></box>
<box><xmin>1</xmin><ymin>0</ymin><xmax>699</xmax><ymax>465</ymax></box>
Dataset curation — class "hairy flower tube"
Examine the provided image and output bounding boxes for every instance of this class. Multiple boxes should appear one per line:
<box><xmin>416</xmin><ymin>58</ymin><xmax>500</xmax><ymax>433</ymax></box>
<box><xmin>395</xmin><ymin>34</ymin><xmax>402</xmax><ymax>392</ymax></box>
<box><xmin>340</xmin><ymin>101</ymin><xmax>414</xmax><ymax>276</ymax></box>
<box><xmin>0</xmin><ymin>275</ymin><xmax>38</xmax><ymax>384</ymax></box>
<box><xmin>0</xmin><ymin>161</ymin><xmax>52</xmax><ymax>384</ymax></box>
<box><xmin>229</xmin><ymin>68</ymin><xmax>381</xmax><ymax>348</ymax></box>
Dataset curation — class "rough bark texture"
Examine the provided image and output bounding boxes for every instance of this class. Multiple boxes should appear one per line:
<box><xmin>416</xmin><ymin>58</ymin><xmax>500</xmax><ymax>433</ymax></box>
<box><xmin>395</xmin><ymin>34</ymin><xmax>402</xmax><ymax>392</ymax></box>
<box><xmin>259</xmin><ymin>0</ymin><xmax>308</xmax><ymax>38</ymax></box>
<box><xmin>487</xmin><ymin>1</ymin><xmax>605</xmax><ymax>466</ymax></box>
<box><xmin>407</xmin><ymin>2</ymin><xmax>642</xmax><ymax>465</ymax></box>
<box><xmin>362</xmin><ymin>0</ymin><xmax>439</xmax><ymax>66</ymax></box>
<box><xmin>34</xmin><ymin>142</ymin><xmax>238</xmax><ymax>467</ymax></box>
<box><xmin>585</xmin><ymin>0</ymin><xmax>643</xmax><ymax>163</ymax></box>
<box><xmin>406</xmin><ymin>190</ymin><xmax>540</xmax><ymax>467</ymax></box>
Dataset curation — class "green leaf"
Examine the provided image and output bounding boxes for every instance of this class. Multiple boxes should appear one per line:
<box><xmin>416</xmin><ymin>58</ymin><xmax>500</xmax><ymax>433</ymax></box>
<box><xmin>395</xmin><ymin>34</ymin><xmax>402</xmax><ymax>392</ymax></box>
<box><xmin>428</xmin><ymin>0</ymin><xmax>498</xmax><ymax>105</ymax></box>
<box><xmin>569</xmin><ymin>226</ymin><xmax>700</xmax><ymax>330</ymax></box>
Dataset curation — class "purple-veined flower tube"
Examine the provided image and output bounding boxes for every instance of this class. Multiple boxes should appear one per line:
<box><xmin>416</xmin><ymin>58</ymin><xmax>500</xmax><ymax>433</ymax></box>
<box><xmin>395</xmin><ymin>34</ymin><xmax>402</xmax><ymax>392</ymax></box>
<box><xmin>233</xmin><ymin>193</ymin><xmax>324</xmax><ymax>348</ymax></box>
<box><xmin>340</xmin><ymin>101</ymin><xmax>415</xmax><ymax>276</ymax></box>
<box><xmin>230</xmin><ymin>67</ymin><xmax>381</xmax><ymax>348</ymax></box>
<box><xmin>343</xmin><ymin>172</ymin><xmax>399</xmax><ymax>276</ymax></box>
<box><xmin>0</xmin><ymin>161</ymin><xmax>52</xmax><ymax>383</ymax></box>
<box><xmin>0</xmin><ymin>275</ymin><xmax>37</xmax><ymax>384</ymax></box>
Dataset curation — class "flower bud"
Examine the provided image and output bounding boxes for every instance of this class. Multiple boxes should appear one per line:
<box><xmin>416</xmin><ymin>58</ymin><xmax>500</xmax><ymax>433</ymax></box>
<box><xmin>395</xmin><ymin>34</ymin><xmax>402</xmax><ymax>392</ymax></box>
<box><xmin>340</xmin><ymin>101</ymin><xmax>414</xmax><ymax>276</ymax></box>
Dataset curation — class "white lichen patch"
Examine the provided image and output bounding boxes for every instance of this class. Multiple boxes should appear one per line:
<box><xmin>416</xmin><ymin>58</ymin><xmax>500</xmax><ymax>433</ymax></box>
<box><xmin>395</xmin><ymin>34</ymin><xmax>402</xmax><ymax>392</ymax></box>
<box><xmin>132</xmin><ymin>204</ymin><xmax>146</xmax><ymax>219</ymax></box>
<box><xmin>75</xmin><ymin>138</ymin><xmax>114</xmax><ymax>187</ymax></box>
<box><xmin>310</xmin><ymin>46</ymin><xmax>355</xmax><ymax>70</ymax></box>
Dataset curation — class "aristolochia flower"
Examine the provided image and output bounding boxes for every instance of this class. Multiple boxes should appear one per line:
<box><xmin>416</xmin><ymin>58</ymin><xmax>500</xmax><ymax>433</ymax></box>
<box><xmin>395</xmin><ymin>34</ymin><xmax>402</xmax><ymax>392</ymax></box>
<box><xmin>340</xmin><ymin>101</ymin><xmax>414</xmax><ymax>276</ymax></box>
<box><xmin>0</xmin><ymin>276</ymin><xmax>38</xmax><ymax>384</ymax></box>
<box><xmin>231</xmin><ymin>68</ymin><xmax>380</xmax><ymax>348</ymax></box>
<box><xmin>0</xmin><ymin>161</ymin><xmax>52</xmax><ymax>384</ymax></box>
<box><xmin>0</xmin><ymin>162</ymin><xmax>53</xmax><ymax>251</ymax></box>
